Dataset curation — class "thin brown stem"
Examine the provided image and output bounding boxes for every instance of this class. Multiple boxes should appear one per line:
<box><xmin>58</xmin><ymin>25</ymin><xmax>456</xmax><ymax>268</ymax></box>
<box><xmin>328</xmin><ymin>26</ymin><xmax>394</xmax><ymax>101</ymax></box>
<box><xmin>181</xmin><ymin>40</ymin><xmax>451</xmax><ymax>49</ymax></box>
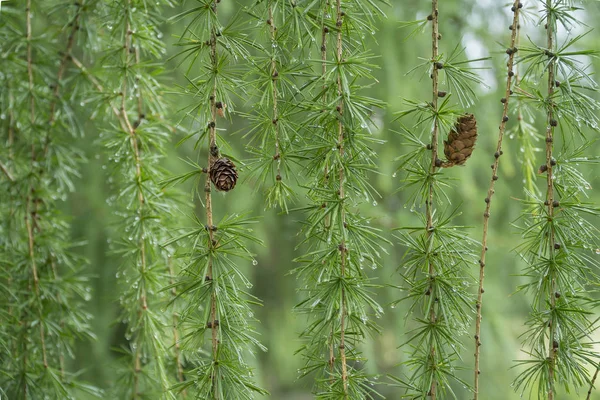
<box><xmin>545</xmin><ymin>2</ymin><xmax>557</xmax><ymax>398</ymax></box>
<box><xmin>473</xmin><ymin>3</ymin><xmax>520</xmax><ymax>399</ymax></box>
<box><xmin>25</xmin><ymin>0</ymin><xmax>49</xmax><ymax>372</ymax></box>
<box><xmin>320</xmin><ymin>1</ymin><xmax>336</xmax><ymax>378</ymax></box>
<box><xmin>119</xmin><ymin>3</ymin><xmax>149</xmax><ymax>398</ymax></box>
<box><xmin>587</xmin><ymin>364</ymin><xmax>600</xmax><ymax>400</ymax></box>
<box><xmin>206</xmin><ymin>1</ymin><xmax>219</xmax><ymax>397</ymax></box>
<box><xmin>168</xmin><ymin>257</ymin><xmax>186</xmax><ymax>394</ymax></box>
<box><xmin>7</xmin><ymin>81</ymin><xmax>15</xmax><ymax>160</ymax></box>
<box><xmin>335</xmin><ymin>0</ymin><xmax>348</xmax><ymax>396</ymax></box>
<box><xmin>70</xmin><ymin>56</ymin><xmax>130</xmax><ymax>134</ymax></box>
<box><xmin>427</xmin><ymin>1</ymin><xmax>439</xmax><ymax>398</ymax></box>
<box><xmin>268</xmin><ymin>3</ymin><xmax>281</xmax><ymax>180</ymax></box>
<box><xmin>0</xmin><ymin>160</ymin><xmax>14</xmax><ymax>182</ymax></box>
<box><xmin>26</xmin><ymin>0</ymin><xmax>34</xmax><ymax>129</ymax></box>
<box><xmin>44</xmin><ymin>2</ymin><xmax>84</xmax><ymax>156</ymax></box>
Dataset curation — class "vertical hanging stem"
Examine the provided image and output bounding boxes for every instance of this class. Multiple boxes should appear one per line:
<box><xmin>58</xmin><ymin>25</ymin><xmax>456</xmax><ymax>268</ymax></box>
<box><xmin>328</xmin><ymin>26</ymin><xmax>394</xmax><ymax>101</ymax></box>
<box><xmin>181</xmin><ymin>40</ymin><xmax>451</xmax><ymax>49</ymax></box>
<box><xmin>334</xmin><ymin>0</ymin><xmax>348</xmax><ymax>395</ymax></box>
<box><xmin>119</xmin><ymin>3</ymin><xmax>149</xmax><ymax>397</ymax></box>
<box><xmin>168</xmin><ymin>257</ymin><xmax>186</xmax><ymax>394</ymax></box>
<box><xmin>320</xmin><ymin>0</ymin><xmax>336</xmax><ymax>377</ymax></box>
<box><xmin>44</xmin><ymin>2</ymin><xmax>84</xmax><ymax>156</ymax></box>
<box><xmin>587</xmin><ymin>364</ymin><xmax>599</xmax><ymax>400</ymax></box>
<box><xmin>24</xmin><ymin>0</ymin><xmax>49</xmax><ymax>372</ymax></box>
<box><xmin>206</xmin><ymin>1</ymin><xmax>219</xmax><ymax>396</ymax></box>
<box><xmin>544</xmin><ymin>1</ymin><xmax>557</xmax><ymax>398</ymax></box>
<box><xmin>268</xmin><ymin>2</ymin><xmax>281</xmax><ymax>180</ymax></box>
<box><xmin>427</xmin><ymin>1</ymin><xmax>439</xmax><ymax>398</ymax></box>
<box><xmin>473</xmin><ymin>2</ymin><xmax>520</xmax><ymax>398</ymax></box>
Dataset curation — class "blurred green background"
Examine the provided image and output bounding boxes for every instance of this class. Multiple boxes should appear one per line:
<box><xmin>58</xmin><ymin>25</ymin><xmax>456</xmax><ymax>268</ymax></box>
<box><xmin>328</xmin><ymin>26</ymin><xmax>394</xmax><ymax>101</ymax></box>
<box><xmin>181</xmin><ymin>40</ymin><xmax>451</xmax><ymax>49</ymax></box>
<box><xmin>55</xmin><ymin>0</ymin><xmax>600</xmax><ymax>398</ymax></box>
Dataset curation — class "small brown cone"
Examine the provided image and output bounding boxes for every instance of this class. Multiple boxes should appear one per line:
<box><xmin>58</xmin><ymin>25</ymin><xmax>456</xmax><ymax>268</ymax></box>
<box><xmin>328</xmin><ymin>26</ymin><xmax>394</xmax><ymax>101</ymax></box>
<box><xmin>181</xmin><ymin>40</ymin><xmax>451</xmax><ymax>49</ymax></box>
<box><xmin>442</xmin><ymin>114</ymin><xmax>478</xmax><ymax>167</ymax></box>
<box><xmin>210</xmin><ymin>157</ymin><xmax>238</xmax><ymax>192</ymax></box>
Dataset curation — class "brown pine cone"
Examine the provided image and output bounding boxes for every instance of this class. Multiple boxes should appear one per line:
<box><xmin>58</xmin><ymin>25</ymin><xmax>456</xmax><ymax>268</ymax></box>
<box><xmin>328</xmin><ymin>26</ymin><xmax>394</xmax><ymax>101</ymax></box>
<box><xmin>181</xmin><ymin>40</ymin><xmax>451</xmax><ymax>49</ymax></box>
<box><xmin>442</xmin><ymin>114</ymin><xmax>477</xmax><ymax>167</ymax></box>
<box><xmin>210</xmin><ymin>157</ymin><xmax>238</xmax><ymax>191</ymax></box>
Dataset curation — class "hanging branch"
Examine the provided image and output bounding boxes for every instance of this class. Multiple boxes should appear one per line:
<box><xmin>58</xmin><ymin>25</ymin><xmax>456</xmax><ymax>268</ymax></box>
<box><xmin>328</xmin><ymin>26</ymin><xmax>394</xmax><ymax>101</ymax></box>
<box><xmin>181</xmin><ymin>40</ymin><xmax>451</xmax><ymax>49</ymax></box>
<box><xmin>334</xmin><ymin>1</ymin><xmax>350</xmax><ymax>393</ymax></box>
<box><xmin>587</xmin><ymin>365</ymin><xmax>599</xmax><ymax>400</ymax></box>
<box><xmin>205</xmin><ymin>0</ymin><xmax>219</xmax><ymax>386</ymax></box>
<box><xmin>0</xmin><ymin>1</ymin><xmax>100</xmax><ymax>397</ymax></box>
<box><xmin>427</xmin><ymin>2</ymin><xmax>440</xmax><ymax>397</ymax></box>
<box><xmin>24</xmin><ymin>0</ymin><xmax>50</xmax><ymax>374</ymax></box>
<box><xmin>168</xmin><ymin>257</ymin><xmax>186</xmax><ymax>392</ymax></box>
<box><xmin>512</xmin><ymin>0</ymin><xmax>600</xmax><ymax>397</ymax></box>
<box><xmin>508</xmin><ymin>8</ymin><xmax>541</xmax><ymax>198</ymax></box>
<box><xmin>117</xmin><ymin>5</ymin><xmax>151</xmax><ymax>395</ymax></box>
<box><xmin>89</xmin><ymin>0</ymin><xmax>185</xmax><ymax>397</ymax></box>
<box><xmin>392</xmin><ymin>0</ymin><xmax>486</xmax><ymax>397</ymax></box>
<box><xmin>473</xmin><ymin>2</ymin><xmax>521</xmax><ymax>398</ymax></box>
<box><xmin>43</xmin><ymin>0</ymin><xmax>84</xmax><ymax>155</ymax></box>
<box><xmin>242</xmin><ymin>0</ymin><xmax>301</xmax><ymax>212</ymax></box>
<box><xmin>544</xmin><ymin>1</ymin><xmax>558</xmax><ymax>395</ymax></box>
<box><xmin>268</xmin><ymin>3</ymin><xmax>282</xmax><ymax>188</ymax></box>
<box><xmin>293</xmin><ymin>0</ymin><xmax>388</xmax><ymax>396</ymax></box>
<box><xmin>167</xmin><ymin>0</ymin><xmax>267</xmax><ymax>397</ymax></box>
<box><xmin>320</xmin><ymin>1</ymin><xmax>335</xmax><ymax>378</ymax></box>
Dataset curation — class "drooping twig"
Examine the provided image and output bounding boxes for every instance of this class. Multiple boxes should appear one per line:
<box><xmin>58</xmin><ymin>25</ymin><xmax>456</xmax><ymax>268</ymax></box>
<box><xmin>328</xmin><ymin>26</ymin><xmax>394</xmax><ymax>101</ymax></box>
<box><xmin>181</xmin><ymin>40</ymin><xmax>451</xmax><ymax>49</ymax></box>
<box><xmin>544</xmin><ymin>1</ymin><xmax>558</xmax><ymax>397</ymax></box>
<box><xmin>473</xmin><ymin>2</ymin><xmax>521</xmax><ymax>398</ymax></box>
<box><xmin>43</xmin><ymin>1</ymin><xmax>84</xmax><ymax>156</ymax></box>
<box><xmin>117</xmin><ymin>2</ymin><xmax>151</xmax><ymax>397</ymax></box>
<box><xmin>24</xmin><ymin>0</ymin><xmax>49</xmax><ymax>374</ymax></box>
<box><xmin>0</xmin><ymin>160</ymin><xmax>14</xmax><ymax>182</ymax></box>
<box><xmin>70</xmin><ymin>55</ymin><xmax>130</xmax><ymax>134</ymax></box>
<box><xmin>334</xmin><ymin>0</ymin><xmax>349</xmax><ymax>395</ymax></box>
<box><xmin>168</xmin><ymin>257</ymin><xmax>186</xmax><ymax>394</ymax></box>
<box><xmin>586</xmin><ymin>364</ymin><xmax>599</xmax><ymax>400</ymax></box>
<box><xmin>268</xmin><ymin>2</ymin><xmax>281</xmax><ymax>183</ymax></box>
<box><xmin>318</xmin><ymin>0</ymin><xmax>336</xmax><ymax>378</ymax></box>
<box><xmin>427</xmin><ymin>1</ymin><xmax>439</xmax><ymax>398</ymax></box>
<box><xmin>206</xmin><ymin>0</ymin><xmax>220</xmax><ymax>395</ymax></box>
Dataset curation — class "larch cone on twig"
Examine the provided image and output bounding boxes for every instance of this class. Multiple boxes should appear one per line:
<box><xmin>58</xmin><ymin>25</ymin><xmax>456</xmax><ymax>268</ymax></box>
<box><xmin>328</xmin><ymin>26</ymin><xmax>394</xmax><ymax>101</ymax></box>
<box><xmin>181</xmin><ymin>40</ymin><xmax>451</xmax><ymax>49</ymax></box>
<box><xmin>442</xmin><ymin>113</ymin><xmax>478</xmax><ymax>168</ymax></box>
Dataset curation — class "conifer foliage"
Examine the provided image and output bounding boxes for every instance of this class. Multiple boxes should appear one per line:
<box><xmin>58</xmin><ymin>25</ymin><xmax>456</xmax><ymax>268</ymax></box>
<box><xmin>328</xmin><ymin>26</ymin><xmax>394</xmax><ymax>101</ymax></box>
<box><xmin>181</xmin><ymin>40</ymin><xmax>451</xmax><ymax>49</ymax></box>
<box><xmin>0</xmin><ymin>1</ymin><xmax>100</xmax><ymax>397</ymax></box>
<box><xmin>1</xmin><ymin>1</ymin><xmax>600</xmax><ymax>399</ymax></box>
<box><xmin>91</xmin><ymin>0</ymin><xmax>184</xmax><ymax>397</ymax></box>
<box><xmin>165</xmin><ymin>0</ymin><xmax>268</xmax><ymax>398</ymax></box>
<box><xmin>512</xmin><ymin>0</ymin><xmax>600</xmax><ymax>397</ymax></box>
<box><xmin>391</xmin><ymin>0</ymin><xmax>487</xmax><ymax>397</ymax></box>
<box><xmin>292</xmin><ymin>0</ymin><xmax>389</xmax><ymax>397</ymax></box>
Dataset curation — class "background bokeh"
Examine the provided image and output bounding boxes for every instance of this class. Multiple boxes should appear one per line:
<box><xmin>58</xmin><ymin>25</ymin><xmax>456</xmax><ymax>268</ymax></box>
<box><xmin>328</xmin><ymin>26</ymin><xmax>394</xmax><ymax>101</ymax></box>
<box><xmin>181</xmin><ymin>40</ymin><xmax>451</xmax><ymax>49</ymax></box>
<box><xmin>43</xmin><ymin>0</ymin><xmax>600</xmax><ymax>398</ymax></box>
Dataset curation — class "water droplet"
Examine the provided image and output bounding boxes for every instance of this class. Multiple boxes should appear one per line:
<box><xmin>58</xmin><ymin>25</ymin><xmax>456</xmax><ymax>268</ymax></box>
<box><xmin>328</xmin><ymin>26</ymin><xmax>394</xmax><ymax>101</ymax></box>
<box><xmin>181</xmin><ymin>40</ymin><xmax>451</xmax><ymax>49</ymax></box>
<box><xmin>252</xmin><ymin>259</ymin><xmax>258</xmax><ymax>266</ymax></box>
<box><xmin>372</xmin><ymin>200</ymin><xmax>377</xmax><ymax>206</ymax></box>
<box><xmin>595</xmin><ymin>249</ymin><xmax>600</xmax><ymax>255</ymax></box>
<box><xmin>392</xmin><ymin>172</ymin><xmax>397</xmax><ymax>178</ymax></box>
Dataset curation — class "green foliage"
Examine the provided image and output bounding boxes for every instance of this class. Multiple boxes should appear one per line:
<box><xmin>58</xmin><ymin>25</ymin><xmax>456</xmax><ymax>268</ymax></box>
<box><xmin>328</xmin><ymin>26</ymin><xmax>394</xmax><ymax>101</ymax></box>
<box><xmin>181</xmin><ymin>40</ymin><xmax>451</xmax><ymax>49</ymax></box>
<box><xmin>89</xmin><ymin>0</ymin><xmax>184</xmax><ymax>398</ymax></box>
<box><xmin>1</xmin><ymin>1</ymin><xmax>600</xmax><ymax>399</ymax></box>
<box><xmin>392</xmin><ymin>1</ymin><xmax>483</xmax><ymax>397</ymax></box>
<box><xmin>288</xmin><ymin>0</ymin><xmax>391</xmax><ymax>397</ymax></box>
<box><xmin>0</xmin><ymin>0</ymin><xmax>100</xmax><ymax>398</ymax></box>
<box><xmin>511</xmin><ymin>1</ymin><xmax>600</xmax><ymax>397</ymax></box>
<box><xmin>167</xmin><ymin>0</ymin><xmax>268</xmax><ymax>398</ymax></box>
